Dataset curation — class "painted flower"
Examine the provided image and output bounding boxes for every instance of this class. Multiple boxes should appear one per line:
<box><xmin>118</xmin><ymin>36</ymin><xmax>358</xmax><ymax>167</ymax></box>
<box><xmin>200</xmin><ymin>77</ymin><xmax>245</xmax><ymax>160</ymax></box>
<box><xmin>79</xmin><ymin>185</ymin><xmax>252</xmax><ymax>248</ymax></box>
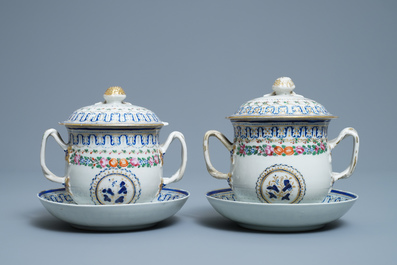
<box><xmin>81</xmin><ymin>157</ymin><xmax>90</xmax><ymax>166</ymax></box>
<box><xmin>320</xmin><ymin>142</ymin><xmax>326</xmax><ymax>151</ymax></box>
<box><xmin>129</xmin><ymin>157</ymin><xmax>139</xmax><ymax>167</ymax></box>
<box><xmin>265</xmin><ymin>145</ymin><xmax>274</xmax><ymax>156</ymax></box>
<box><xmin>109</xmin><ymin>158</ymin><xmax>118</xmax><ymax>167</ymax></box>
<box><xmin>119</xmin><ymin>158</ymin><xmax>128</xmax><ymax>167</ymax></box>
<box><xmin>148</xmin><ymin>157</ymin><xmax>154</xmax><ymax>166</ymax></box>
<box><xmin>99</xmin><ymin>157</ymin><xmax>108</xmax><ymax>168</ymax></box>
<box><xmin>274</xmin><ymin>146</ymin><xmax>284</xmax><ymax>156</ymax></box>
<box><xmin>295</xmin><ymin>146</ymin><xmax>305</xmax><ymax>154</ymax></box>
<box><xmin>154</xmin><ymin>155</ymin><xmax>159</xmax><ymax>165</ymax></box>
<box><xmin>74</xmin><ymin>154</ymin><xmax>81</xmax><ymax>165</ymax></box>
<box><xmin>315</xmin><ymin>146</ymin><xmax>320</xmax><ymax>154</ymax></box>
<box><xmin>239</xmin><ymin>144</ymin><xmax>246</xmax><ymax>155</ymax></box>
<box><xmin>284</xmin><ymin>146</ymin><xmax>294</xmax><ymax>156</ymax></box>
<box><xmin>306</xmin><ymin>146</ymin><xmax>314</xmax><ymax>153</ymax></box>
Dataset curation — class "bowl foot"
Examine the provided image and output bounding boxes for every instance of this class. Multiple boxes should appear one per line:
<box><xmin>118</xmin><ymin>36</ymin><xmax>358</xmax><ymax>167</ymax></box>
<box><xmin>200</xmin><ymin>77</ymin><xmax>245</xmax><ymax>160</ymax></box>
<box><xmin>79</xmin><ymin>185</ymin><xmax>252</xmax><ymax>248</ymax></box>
<box><xmin>238</xmin><ymin>223</ymin><xmax>325</xmax><ymax>232</ymax></box>
<box><xmin>71</xmin><ymin>223</ymin><xmax>156</xmax><ymax>231</ymax></box>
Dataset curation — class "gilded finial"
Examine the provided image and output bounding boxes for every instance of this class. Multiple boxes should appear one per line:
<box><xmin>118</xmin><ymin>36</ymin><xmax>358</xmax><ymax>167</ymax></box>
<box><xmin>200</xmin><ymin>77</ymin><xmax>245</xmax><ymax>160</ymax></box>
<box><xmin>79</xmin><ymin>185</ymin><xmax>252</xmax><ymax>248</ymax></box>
<box><xmin>272</xmin><ymin>77</ymin><xmax>295</xmax><ymax>95</ymax></box>
<box><xmin>273</xmin><ymin>77</ymin><xmax>295</xmax><ymax>89</ymax></box>
<box><xmin>103</xmin><ymin>86</ymin><xmax>127</xmax><ymax>104</ymax></box>
<box><xmin>104</xmin><ymin>86</ymin><xmax>126</xmax><ymax>96</ymax></box>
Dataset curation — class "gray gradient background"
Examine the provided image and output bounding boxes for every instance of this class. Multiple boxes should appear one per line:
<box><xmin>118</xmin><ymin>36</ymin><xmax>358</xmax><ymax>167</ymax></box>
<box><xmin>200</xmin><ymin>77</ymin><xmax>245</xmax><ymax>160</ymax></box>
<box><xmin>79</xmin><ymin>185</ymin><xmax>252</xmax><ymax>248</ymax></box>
<box><xmin>1</xmin><ymin>1</ymin><xmax>396</xmax><ymax>264</ymax></box>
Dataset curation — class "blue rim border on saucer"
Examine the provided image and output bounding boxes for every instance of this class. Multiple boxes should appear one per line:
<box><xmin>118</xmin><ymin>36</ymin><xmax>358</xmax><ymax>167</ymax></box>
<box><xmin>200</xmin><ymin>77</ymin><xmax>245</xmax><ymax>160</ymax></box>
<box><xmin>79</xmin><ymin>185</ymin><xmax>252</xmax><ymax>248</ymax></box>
<box><xmin>39</xmin><ymin>187</ymin><xmax>189</xmax><ymax>205</ymax></box>
<box><xmin>206</xmin><ymin>188</ymin><xmax>357</xmax><ymax>204</ymax></box>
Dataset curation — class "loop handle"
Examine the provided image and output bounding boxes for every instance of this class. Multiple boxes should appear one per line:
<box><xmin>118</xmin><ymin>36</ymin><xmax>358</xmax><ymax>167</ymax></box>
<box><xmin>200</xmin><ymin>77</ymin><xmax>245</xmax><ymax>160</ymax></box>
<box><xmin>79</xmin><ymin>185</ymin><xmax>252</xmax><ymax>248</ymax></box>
<box><xmin>160</xmin><ymin>131</ymin><xmax>187</xmax><ymax>185</ymax></box>
<box><xmin>40</xmin><ymin>128</ymin><xmax>68</xmax><ymax>184</ymax></box>
<box><xmin>329</xmin><ymin>127</ymin><xmax>359</xmax><ymax>182</ymax></box>
<box><xmin>203</xmin><ymin>130</ymin><xmax>233</xmax><ymax>180</ymax></box>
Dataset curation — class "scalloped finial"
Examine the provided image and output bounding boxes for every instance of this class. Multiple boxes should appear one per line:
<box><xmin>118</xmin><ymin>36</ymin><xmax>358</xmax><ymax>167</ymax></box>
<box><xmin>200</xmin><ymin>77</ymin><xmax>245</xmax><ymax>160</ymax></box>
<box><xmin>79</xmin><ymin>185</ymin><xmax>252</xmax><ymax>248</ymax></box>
<box><xmin>272</xmin><ymin>77</ymin><xmax>295</xmax><ymax>95</ymax></box>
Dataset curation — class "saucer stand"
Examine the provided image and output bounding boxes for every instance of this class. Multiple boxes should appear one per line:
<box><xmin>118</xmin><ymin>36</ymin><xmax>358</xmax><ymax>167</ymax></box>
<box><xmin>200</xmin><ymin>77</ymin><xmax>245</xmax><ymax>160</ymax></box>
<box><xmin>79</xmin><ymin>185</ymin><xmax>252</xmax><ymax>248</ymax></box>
<box><xmin>206</xmin><ymin>188</ymin><xmax>358</xmax><ymax>232</ymax></box>
<box><xmin>38</xmin><ymin>187</ymin><xmax>189</xmax><ymax>231</ymax></box>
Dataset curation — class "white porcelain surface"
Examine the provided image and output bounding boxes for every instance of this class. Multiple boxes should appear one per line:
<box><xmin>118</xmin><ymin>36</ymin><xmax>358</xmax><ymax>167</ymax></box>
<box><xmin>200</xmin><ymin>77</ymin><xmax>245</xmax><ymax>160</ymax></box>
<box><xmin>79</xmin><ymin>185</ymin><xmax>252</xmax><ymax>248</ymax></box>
<box><xmin>38</xmin><ymin>187</ymin><xmax>189</xmax><ymax>231</ymax></box>
<box><xmin>227</xmin><ymin>76</ymin><xmax>336</xmax><ymax>120</ymax></box>
<box><xmin>61</xmin><ymin>86</ymin><xmax>166</xmax><ymax>127</ymax></box>
<box><xmin>203</xmin><ymin>77</ymin><xmax>359</xmax><ymax>204</ymax></box>
<box><xmin>206</xmin><ymin>188</ymin><xmax>358</xmax><ymax>232</ymax></box>
<box><xmin>40</xmin><ymin>86</ymin><xmax>187</xmax><ymax>205</ymax></box>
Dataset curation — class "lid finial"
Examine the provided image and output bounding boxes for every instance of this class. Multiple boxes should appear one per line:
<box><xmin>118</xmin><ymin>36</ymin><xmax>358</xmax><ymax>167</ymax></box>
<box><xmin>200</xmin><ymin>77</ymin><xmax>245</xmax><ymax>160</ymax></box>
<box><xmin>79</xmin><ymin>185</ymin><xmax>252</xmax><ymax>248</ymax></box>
<box><xmin>104</xmin><ymin>86</ymin><xmax>126</xmax><ymax>104</ymax></box>
<box><xmin>272</xmin><ymin>77</ymin><xmax>295</xmax><ymax>95</ymax></box>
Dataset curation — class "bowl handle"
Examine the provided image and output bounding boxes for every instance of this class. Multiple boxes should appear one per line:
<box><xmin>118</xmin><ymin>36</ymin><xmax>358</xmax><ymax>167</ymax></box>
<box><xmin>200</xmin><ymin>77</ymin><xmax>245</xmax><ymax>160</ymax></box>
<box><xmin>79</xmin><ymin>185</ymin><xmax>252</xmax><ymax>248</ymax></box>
<box><xmin>203</xmin><ymin>130</ymin><xmax>233</xmax><ymax>180</ymax></box>
<box><xmin>160</xmin><ymin>131</ymin><xmax>187</xmax><ymax>185</ymax></box>
<box><xmin>40</xmin><ymin>128</ymin><xmax>68</xmax><ymax>184</ymax></box>
<box><xmin>329</xmin><ymin>127</ymin><xmax>359</xmax><ymax>182</ymax></box>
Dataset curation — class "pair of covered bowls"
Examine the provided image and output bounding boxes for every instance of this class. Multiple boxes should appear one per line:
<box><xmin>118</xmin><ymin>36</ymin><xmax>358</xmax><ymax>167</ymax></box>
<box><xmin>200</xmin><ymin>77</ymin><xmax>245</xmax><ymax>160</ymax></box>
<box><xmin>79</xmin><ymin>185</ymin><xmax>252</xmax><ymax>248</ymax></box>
<box><xmin>41</xmin><ymin>77</ymin><xmax>359</xmax><ymax>206</ymax></box>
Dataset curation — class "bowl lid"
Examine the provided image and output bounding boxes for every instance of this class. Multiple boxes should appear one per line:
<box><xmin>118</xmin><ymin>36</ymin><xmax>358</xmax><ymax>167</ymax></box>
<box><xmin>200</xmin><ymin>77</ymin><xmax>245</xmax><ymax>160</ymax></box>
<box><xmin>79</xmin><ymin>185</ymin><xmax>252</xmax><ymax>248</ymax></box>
<box><xmin>227</xmin><ymin>77</ymin><xmax>337</xmax><ymax>121</ymax></box>
<box><xmin>60</xmin><ymin>86</ymin><xmax>167</xmax><ymax>128</ymax></box>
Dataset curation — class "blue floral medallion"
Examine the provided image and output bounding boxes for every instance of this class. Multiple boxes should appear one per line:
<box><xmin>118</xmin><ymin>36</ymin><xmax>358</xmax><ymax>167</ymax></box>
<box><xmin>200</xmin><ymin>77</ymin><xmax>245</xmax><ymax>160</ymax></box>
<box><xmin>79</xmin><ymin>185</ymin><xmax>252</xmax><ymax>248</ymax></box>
<box><xmin>90</xmin><ymin>168</ymin><xmax>141</xmax><ymax>205</ymax></box>
<box><xmin>256</xmin><ymin>164</ymin><xmax>306</xmax><ymax>204</ymax></box>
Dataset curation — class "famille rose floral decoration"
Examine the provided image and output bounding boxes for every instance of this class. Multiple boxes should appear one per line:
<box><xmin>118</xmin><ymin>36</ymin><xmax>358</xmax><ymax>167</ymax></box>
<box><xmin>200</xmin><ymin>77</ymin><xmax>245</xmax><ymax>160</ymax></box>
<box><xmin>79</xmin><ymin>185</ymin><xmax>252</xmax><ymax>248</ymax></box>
<box><xmin>41</xmin><ymin>86</ymin><xmax>187</xmax><ymax>205</ymax></box>
<box><xmin>203</xmin><ymin>77</ymin><xmax>359</xmax><ymax>204</ymax></box>
<box><xmin>68</xmin><ymin>148</ymin><xmax>161</xmax><ymax>169</ymax></box>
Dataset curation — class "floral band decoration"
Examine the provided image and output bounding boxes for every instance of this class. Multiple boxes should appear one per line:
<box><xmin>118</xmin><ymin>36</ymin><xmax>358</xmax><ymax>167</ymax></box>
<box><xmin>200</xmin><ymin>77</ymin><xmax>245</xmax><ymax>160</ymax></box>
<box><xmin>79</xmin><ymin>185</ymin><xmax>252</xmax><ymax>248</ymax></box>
<box><xmin>68</xmin><ymin>148</ymin><xmax>161</xmax><ymax>169</ymax></box>
<box><xmin>235</xmin><ymin>139</ymin><xmax>327</xmax><ymax>157</ymax></box>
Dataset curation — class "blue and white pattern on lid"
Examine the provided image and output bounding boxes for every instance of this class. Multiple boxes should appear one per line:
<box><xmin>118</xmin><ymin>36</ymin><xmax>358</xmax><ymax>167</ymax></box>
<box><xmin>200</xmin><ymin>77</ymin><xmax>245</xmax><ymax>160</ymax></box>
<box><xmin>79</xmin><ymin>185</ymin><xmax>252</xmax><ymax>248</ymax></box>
<box><xmin>228</xmin><ymin>77</ymin><xmax>337</xmax><ymax>121</ymax></box>
<box><xmin>61</xmin><ymin>86</ymin><xmax>167</xmax><ymax>128</ymax></box>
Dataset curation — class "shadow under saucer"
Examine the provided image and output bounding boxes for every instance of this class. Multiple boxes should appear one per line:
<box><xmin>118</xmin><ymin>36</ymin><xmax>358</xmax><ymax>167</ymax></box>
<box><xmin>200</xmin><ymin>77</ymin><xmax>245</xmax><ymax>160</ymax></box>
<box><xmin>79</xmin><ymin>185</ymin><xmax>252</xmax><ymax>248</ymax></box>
<box><xmin>194</xmin><ymin>206</ymin><xmax>348</xmax><ymax>233</ymax></box>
